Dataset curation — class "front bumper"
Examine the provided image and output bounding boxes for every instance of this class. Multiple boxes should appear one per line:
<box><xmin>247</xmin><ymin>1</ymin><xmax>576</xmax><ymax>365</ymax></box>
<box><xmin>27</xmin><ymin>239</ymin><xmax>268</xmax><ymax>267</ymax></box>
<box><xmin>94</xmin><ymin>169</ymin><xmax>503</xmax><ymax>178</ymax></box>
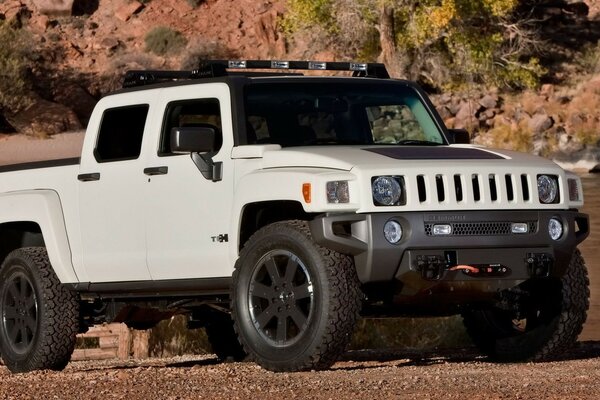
<box><xmin>310</xmin><ymin>210</ymin><xmax>589</xmax><ymax>303</ymax></box>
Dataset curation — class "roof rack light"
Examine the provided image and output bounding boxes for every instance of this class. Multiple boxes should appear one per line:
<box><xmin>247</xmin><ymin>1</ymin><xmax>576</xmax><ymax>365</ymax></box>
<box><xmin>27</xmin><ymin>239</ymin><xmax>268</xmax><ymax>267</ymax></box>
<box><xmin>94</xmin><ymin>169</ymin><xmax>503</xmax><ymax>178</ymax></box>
<box><xmin>350</xmin><ymin>63</ymin><xmax>368</xmax><ymax>71</ymax></box>
<box><xmin>228</xmin><ymin>60</ymin><xmax>247</xmax><ymax>69</ymax></box>
<box><xmin>308</xmin><ymin>61</ymin><xmax>327</xmax><ymax>70</ymax></box>
<box><xmin>271</xmin><ymin>61</ymin><xmax>290</xmax><ymax>69</ymax></box>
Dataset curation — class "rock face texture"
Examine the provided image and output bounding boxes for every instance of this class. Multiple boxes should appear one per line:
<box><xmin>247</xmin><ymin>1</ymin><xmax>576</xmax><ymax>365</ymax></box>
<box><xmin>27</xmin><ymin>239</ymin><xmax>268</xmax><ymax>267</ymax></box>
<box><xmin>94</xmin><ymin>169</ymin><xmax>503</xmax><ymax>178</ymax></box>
<box><xmin>31</xmin><ymin>0</ymin><xmax>74</xmax><ymax>16</ymax></box>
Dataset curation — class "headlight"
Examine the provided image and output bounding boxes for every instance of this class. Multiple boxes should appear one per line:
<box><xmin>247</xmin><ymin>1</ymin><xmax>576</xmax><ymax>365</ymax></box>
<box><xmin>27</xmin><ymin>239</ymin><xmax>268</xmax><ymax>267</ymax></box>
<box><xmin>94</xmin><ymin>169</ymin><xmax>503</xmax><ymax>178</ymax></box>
<box><xmin>326</xmin><ymin>181</ymin><xmax>350</xmax><ymax>203</ymax></box>
<box><xmin>537</xmin><ymin>175</ymin><xmax>558</xmax><ymax>204</ymax></box>
<box><xmin>372</xmin><ymin>176</ymin><xmax>403</xmax><ymax>206</ymax></box>
<box><xmin>548</xmin><ymin>218</ymin><xmax>563</xmax><ymax>240</ymax></box>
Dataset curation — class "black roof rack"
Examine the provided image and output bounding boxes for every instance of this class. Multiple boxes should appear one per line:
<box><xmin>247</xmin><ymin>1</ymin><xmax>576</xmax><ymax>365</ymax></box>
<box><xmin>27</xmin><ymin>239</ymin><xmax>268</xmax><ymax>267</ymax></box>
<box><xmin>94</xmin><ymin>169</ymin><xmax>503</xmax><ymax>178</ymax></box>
<box><xmin>122</xmin><ymin>60</ymin><xmax>390</xmax><ymax>88</ymax></box>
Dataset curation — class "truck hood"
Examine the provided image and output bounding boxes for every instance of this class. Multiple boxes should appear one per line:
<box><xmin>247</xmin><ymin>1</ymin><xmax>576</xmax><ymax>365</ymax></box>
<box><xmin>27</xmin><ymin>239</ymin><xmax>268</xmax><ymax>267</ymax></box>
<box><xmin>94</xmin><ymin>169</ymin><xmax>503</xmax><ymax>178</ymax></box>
<box><xmin>259</xmin><ymin>145</ymin><xmax>558</xmax><ymax>171</ymax></box>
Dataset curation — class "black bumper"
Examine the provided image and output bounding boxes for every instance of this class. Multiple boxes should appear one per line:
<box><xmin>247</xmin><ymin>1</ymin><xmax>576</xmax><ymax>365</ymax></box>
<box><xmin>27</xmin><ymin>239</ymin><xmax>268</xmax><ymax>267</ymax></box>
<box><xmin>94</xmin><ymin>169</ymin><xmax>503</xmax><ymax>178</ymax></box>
<box><xmin>310</xmin><ymin>210</ymin><xmax>589</xmax><ymax>302</ymax></box>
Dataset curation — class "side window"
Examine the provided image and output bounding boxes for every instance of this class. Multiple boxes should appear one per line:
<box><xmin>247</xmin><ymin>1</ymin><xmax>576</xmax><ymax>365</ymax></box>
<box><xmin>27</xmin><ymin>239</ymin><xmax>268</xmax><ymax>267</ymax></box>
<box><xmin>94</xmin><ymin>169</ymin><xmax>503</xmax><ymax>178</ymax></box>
<box><xmin>160</xmin><ymin>98</ymin><xmax>222</xmax><ymax>155</ymax></box>
<box><xmin>95</xmin><ymin>104</ymin><xmax>149</xmax><ymax>162</ymax></box>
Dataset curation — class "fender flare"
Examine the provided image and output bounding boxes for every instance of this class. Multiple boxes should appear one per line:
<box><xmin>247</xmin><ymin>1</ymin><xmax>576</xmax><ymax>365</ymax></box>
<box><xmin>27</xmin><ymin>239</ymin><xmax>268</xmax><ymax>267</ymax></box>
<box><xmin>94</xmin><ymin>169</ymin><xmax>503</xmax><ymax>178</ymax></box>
<box><xmin>0</xmin><ymin>190</ymin><xmax>78</xmax><ymax>283</ymax></box>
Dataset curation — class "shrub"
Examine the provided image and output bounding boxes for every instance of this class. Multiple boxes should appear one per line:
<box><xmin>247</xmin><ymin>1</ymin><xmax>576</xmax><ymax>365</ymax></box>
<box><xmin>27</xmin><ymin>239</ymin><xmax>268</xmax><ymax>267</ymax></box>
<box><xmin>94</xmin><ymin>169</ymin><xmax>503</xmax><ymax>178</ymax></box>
<box><xmin>145</xmin><ymin>26</ymin><xmax>187</xmax><ymax>56</ymax></box>
<box><xmin>187</xmin><ymin>0</ymin><xmax>204</xmax><ymax>8</ymax></box>
<box><xmin>180</xmin><ymin>41</ymin><xmax>238</xmax><ymax>70</ymax></box>
<box><xmin>0</xmin><ymin>21</ymin><xmax>35</xmax><ymax>113</ymax></box>
<box><xmin>351</xmin><ymin>317</ymin><xmax>471</xmax><ymax>351</ymax></box>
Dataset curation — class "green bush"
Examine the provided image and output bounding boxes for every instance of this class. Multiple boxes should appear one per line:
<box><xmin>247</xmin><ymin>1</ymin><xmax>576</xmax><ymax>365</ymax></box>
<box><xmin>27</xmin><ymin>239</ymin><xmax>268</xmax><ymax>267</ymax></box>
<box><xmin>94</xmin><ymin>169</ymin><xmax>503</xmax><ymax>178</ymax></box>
<box><xmin>145</xmin><ymin>26</ymin><xmax>187</xmax><ymax>56</ymax></box>
<box><xmin>351</xmin><ymin>317</ymin><xmax>471</xmax><ymax>351</ymax></box>
<box><xmin>0</xmin><ymin>21</ymin><xmax>35</xmax><ymax>113</ymax></box>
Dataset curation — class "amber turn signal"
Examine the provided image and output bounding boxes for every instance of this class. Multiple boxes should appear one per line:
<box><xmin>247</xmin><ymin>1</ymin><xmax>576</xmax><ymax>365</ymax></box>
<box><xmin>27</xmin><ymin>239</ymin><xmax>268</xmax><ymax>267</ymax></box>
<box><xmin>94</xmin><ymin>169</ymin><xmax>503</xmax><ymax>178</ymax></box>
<box><xmin>302</xmin><ymin>183</ymin><xmax>311</xmax><ymax>203</ymax></box>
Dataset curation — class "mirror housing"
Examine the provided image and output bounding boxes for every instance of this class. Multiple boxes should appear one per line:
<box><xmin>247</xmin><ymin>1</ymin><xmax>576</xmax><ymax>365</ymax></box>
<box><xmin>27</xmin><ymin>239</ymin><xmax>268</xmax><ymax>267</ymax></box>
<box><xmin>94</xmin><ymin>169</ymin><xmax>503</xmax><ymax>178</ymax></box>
<box><xmin>171</xmin><ymin>126</ymin><xmax>217</xmax><ymax>154</ymax></box>
<box><xmin>447</xmin><ymin>128</ymin><xmax>470</xmax><ymax>144</ymax></box>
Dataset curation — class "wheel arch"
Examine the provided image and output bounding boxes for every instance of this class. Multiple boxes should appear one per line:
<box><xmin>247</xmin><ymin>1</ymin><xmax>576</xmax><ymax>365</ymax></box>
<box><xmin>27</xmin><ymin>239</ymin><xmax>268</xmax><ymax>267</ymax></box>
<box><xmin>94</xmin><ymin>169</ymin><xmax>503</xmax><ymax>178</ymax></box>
<box><xmin>0</xmin><ymin>190</ymin><xmax>78</xmax><ymax>283</ymax></box>
<box><xmin>238</xmin><ymin>200</ymin><xmax>315</xmax><ymax>251</ymax></box>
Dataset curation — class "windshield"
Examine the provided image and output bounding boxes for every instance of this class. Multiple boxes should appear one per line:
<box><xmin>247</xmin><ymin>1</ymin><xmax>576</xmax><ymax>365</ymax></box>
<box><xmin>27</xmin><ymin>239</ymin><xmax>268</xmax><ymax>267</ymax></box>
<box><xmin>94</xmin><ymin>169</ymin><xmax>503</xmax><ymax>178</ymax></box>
<box><xmin>243</xmin><ymin>81</ymin><xmax>445</xmax><ymax>147</ymax></box>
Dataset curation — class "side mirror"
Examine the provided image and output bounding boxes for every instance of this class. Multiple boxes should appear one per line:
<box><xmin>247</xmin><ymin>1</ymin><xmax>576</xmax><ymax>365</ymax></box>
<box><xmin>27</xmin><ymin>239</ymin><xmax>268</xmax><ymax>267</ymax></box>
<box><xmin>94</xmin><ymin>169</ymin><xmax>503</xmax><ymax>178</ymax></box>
<box><xmin>447</xmin><ymin>128</ymin><xmax>470</xmax><ymax>144</ymax></box>
<box><xmin>171</xmin><ymin>126</ymin><xmax>217</xmax><ymax>154</ymax></box>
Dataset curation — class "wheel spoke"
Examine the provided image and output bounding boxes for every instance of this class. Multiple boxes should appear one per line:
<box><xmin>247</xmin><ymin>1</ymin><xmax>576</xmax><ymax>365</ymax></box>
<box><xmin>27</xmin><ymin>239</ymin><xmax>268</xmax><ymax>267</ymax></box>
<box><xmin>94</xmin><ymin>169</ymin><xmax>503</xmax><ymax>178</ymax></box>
<box><xmin>8</xmin><ymin>284</ymin><xmax>19</xmax><ymax>303</ymax></box>
<box><xmin>289</xmin><ymin>308</ymin><xmax>307</xmax><ymax>330</ymax></box>
<box><xmin>3</xmin><ymin>306</ymin><xmax>17</xmax><ymax>319</ymax></box>
<box><xmin>25</xmin><ymin>295</ymin><xmax>36</xmax><ymax>311</ymax></box>
<box><xmin>276</xmin><ymin>315</ymin><xmax>287</xmax><ymax>342</ymax></box>
<box><xmin>250</xmin><ymin>282</ymin><xmax>275</xmax><ymax>300</ymax></box>
<box><xmin>264</xmin><ymin>257</ymin><xmax>280</xmax><ymax>284</ymax></box>
<box><xmin>283</xmin><ymin>256</ymin><xmax>298</xmax><ymax>284</ymax></box>
<box><xmin>24</xmin><ymin>314</ymin><xmax>37</xmax><ymax>333</ymax></box>
<box><xmin>19</xmin><ymin>325</ymin><xmax>30</xmax><ymax>346</ymax></box>
<box><xmin>19</xmin><ymin>276</ymin><xmax>28</xmax><ymax>299</ymax></box>
<box><xmin>255</xmin><ymin>303</ymin><xmax>278</xmax><ymax>329</ymax></box>
<box><xmin>293</xmin><ymin>283</ymin><xmax>312</xmax><ymax>299</ymax></box>
<box><xmin>7</xmin><ymin>322</ymin><xmax>19</xmax><ymax>344</ymax></box>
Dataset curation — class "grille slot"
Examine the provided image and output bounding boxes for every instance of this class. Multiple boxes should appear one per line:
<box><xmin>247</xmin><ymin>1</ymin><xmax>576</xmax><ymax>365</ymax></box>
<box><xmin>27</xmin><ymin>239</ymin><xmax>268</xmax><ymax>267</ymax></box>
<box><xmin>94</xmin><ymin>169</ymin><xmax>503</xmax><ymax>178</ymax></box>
<box><xmin>424</xmin><ymin>221</ymin><xmax>537</xmax><ymax>236</ymax></box>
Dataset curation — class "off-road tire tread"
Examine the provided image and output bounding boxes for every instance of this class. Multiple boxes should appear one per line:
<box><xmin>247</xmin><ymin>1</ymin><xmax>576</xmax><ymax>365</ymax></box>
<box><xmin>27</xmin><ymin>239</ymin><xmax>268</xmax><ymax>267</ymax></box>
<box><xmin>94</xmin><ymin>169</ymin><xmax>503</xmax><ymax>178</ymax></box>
<box><xmin>462</xmin><ymin>249</ymin><xmax>589</xmax><ymax>362</ymax></box>
<box><xmin>0</xmin><ymin>247</ymin><xmax>79</xmax><ymax>372</ymax></box>
<box><xmin>232</xmin><ymin>220</ymin><xmax>361</xmax><ymax>371</ymax></box>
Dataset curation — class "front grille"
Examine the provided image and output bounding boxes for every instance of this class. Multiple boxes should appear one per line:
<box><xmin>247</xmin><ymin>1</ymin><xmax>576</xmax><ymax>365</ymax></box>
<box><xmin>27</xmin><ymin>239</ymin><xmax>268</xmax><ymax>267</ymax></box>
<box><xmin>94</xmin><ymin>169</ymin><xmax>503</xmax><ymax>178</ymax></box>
<box><xmin>424</xmin><ymin>221</ymin><xmax>537</xmax><ymax>236</ymax></box>
<box><xmin>414</xmin><ymin>173</ymin><xmax>534</xmax><ymax>205</ymax></box>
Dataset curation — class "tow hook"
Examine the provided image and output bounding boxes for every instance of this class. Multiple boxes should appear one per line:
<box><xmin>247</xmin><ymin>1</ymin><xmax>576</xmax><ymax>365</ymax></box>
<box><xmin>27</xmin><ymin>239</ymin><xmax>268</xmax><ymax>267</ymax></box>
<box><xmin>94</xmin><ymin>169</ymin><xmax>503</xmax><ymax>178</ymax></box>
<box><xmin>526</xmin><ymin>253</ymin><xmax>553</xmax><ymax>277</ymax></box>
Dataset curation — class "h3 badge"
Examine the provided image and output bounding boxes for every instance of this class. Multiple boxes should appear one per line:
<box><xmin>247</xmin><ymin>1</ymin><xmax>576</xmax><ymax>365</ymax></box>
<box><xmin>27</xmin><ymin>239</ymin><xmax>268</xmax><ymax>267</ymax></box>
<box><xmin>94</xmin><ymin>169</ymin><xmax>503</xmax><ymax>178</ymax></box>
<box><xmin>211</xmin><ymin>234</ymin><xmax>229</xmax><ymax>243</ymax></box>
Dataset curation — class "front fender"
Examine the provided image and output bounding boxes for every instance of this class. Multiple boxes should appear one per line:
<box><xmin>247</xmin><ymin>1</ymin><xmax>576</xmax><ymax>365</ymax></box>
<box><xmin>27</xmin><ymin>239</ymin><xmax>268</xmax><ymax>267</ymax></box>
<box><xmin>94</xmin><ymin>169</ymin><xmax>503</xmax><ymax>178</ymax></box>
<box><xmin>0</xmin><ymin>190</ymin><xmax>78</xmax><ymax>283</ymax></box>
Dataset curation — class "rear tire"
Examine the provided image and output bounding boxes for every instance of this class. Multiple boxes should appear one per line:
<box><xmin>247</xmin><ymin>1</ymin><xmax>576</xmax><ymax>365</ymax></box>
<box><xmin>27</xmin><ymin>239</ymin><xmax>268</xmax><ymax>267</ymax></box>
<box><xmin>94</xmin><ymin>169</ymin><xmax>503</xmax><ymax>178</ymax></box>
<box><xmin>0</xmin><ymin>247</ymin><xmax>79</xmax><ymax>372</ymax></box>
<box><xmin>232</xmin><ymin>220</ymin><xmax>361</xmax><ymax>371</ymax></box>
<box><xmin>462</xmin><ymin>249</ymin><xmax>589</xmax><ymax>361</ymax></box>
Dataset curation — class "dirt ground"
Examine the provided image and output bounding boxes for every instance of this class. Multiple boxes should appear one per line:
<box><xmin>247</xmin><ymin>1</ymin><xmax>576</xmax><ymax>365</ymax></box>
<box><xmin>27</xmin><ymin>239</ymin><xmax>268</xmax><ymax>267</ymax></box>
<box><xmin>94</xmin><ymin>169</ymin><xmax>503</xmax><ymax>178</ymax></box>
<box><xmin>1</xmin><ymin>345</ymin><xmax>600</xmax><ymax>399</ymax></box>
<box><xmin>2</xmin><ymin>135</ymin><xmax>600</xmax><ymax>398</ymax></box>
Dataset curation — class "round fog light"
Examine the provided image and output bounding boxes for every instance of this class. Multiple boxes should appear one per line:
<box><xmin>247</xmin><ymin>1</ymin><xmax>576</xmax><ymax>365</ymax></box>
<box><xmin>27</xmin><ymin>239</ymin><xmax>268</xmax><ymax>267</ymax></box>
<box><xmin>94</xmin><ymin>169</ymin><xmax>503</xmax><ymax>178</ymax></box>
<box><xmin>384</xmin><ymin>220</ymin><xmax>403</xmax><ymax>244</ymax></box>
<box><xmin>548</xmin><ymin>218</ymin><xmax>563</xmax><ymax>240</ymax></box>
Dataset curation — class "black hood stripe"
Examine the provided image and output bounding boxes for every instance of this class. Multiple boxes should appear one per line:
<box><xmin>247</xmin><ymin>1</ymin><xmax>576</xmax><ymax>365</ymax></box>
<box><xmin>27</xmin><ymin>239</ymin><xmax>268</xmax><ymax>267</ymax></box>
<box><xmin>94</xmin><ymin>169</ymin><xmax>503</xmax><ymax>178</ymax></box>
<box><xmin>364</xmin><ymin>147</ymin><xmax>504</xmax><ymax>160</ymax></box>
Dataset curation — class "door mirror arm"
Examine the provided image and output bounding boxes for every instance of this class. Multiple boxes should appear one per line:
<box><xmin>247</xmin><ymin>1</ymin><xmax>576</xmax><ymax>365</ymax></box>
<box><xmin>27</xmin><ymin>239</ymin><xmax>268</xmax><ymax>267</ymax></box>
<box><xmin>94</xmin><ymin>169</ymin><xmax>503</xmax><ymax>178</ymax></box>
<box><xmin>191</xmin><ymin>152</ymin><xmax>222</xmax><ymax>182</ymax></box>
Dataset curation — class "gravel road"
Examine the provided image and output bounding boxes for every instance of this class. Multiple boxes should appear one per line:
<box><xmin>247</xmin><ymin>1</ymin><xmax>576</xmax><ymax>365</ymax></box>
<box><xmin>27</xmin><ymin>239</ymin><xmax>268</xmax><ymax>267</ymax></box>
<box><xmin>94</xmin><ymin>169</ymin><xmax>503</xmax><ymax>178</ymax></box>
<box><xmin>2</xmin><ymin>343</ymin><xmax>600</xmax><ymax>399</ymax></box>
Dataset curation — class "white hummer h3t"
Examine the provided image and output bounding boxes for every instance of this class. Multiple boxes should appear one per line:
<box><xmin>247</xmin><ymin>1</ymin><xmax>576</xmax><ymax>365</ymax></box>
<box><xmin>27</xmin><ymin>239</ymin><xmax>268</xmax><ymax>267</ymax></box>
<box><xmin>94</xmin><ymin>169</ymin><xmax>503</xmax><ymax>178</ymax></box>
<box><xmin>0</xmin><ymin>60</ymin><xmax>590</xmax><ymax>373</ymax></box>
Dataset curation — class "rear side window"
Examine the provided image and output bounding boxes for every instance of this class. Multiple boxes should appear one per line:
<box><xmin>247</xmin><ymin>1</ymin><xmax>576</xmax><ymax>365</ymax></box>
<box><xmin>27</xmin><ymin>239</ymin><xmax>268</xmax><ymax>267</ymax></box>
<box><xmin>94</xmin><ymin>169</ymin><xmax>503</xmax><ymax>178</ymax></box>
<box><xmin>95</xmin><ymin>104</ymin><xmax>149</xmax><ymax>162</ymax></box>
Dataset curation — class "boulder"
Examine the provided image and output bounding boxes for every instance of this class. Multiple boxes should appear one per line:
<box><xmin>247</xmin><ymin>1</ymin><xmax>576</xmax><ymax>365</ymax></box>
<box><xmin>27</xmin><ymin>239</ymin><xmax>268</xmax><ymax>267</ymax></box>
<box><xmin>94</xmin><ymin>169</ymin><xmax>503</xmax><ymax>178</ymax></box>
<box><xmin>528</xmin><ymin>113</ymin><xmax>554</xmax><ymax>134</ymax></box>
<box><xmin>478</xmin><ymin>94</ymin><xmax>498</xmax><ymax>109</ymax></box>
<box><xmin>453</xmin><ymin>101</ymin><xmax>480</xmax><ymax>130</ymax></box>
<box><xmin>31</xmin><ymin>0</ymin><xmax>74</xmax><ymax>16</ymax></box>
<box><xmin>115</xmin><ymin>1</ymin><xmax>144</xmax><ymax>22</ymax></box>
<box><xmin>7</xmin><ymin>98</ymin><xmax>82</xmax><ymax>137</ymax></box>
<box><xmin>52</xmin><ymin>83</ymin><xmax>97</xmax><ymax>125</ymax></box>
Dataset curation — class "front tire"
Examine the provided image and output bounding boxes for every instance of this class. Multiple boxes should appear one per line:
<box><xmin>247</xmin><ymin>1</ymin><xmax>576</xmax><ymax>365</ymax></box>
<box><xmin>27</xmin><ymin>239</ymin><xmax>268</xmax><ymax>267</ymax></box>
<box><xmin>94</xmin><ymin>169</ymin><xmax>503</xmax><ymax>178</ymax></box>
<box><xmin>232</xmin><ymin>220</ymin><xmax>361</xmax><ymax>371</ymax></box>
<box><xmin>0</xmin><ymin>248</ymin><xmax>79</xmax><ymax>372</ymax></box>
<box><xmin>462</xmin><ymin>249</ymin><xmax>589</xmax><ymax>361</ymax></box>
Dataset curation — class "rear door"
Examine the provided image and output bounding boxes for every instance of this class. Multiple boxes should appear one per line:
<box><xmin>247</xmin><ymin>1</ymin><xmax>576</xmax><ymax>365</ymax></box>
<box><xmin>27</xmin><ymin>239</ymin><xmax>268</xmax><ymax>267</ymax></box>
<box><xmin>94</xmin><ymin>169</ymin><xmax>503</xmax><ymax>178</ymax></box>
<box><xmin>78</xmin><ymin>98</ymin><xmax>153</xmax><ymax>282</ymax></box>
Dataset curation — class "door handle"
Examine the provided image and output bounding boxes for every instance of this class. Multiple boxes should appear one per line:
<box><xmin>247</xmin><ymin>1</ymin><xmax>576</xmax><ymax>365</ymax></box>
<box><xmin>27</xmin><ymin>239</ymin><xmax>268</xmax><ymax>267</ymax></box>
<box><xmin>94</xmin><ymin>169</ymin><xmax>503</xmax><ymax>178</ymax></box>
<box><xmin>144</xmin><ymin>166</ymin><xmax>168</xmax><ymax>176</ymax></box>
<box><xmin>78</xmin><ymin>173</ymin><xmax>100</xmax><ymax>182</ymax></box>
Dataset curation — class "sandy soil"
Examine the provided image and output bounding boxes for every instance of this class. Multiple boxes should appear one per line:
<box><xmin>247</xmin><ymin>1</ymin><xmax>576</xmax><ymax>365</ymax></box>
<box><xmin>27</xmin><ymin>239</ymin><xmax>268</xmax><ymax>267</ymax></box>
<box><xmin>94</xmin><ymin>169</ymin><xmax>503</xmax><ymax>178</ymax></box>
<box><xmin>0</xmin><ymin>132</ymin><xmax>84</xmax><ymax>166</ymax></box>
<box><xmin>1</xmin><ymin>345</ymin><xmax>600</xmax><ymax>399</ymax></box>
<box><xmin>1</xmin><ymin>134</ymin><xmax>600</xmax><ymax>398</ymax></box>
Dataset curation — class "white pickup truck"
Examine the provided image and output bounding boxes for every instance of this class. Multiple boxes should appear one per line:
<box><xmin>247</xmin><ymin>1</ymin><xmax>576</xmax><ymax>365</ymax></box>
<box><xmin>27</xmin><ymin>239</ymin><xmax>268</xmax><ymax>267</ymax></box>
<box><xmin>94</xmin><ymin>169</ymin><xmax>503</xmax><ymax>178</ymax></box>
<box><xmin>0</xmin><ymin>60</ymin><xmax>590</xmax><ymax>373</ymax></box>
